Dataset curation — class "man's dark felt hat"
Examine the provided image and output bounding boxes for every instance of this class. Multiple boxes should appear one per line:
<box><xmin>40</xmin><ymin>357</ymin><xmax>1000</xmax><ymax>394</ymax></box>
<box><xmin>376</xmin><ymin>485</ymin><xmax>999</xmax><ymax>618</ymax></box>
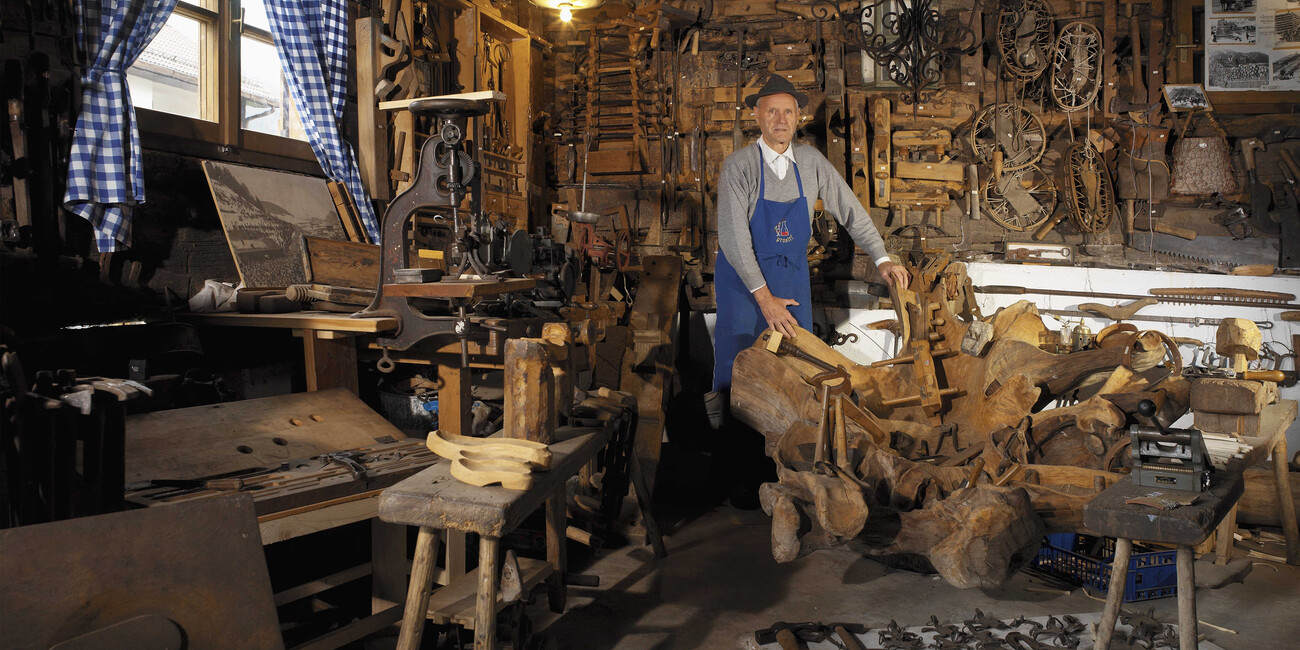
<box><xmin>744</xmin><ymin>75</ymin><xmax>808</xmax><ymax>109</ymax></box>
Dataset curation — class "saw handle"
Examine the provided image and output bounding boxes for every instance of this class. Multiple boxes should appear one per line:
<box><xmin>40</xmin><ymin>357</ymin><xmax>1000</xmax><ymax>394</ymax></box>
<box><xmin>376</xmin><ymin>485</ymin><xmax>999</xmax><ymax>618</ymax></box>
<box><xmin>1242</xmin><ymin>138</ymin><xmax>1264</xmax><ymax>173</ymax></box>
<box><xmin>1132</xmin><ymin>220</ymin><xmax>1197</xmax><ymax>240</ymax></box>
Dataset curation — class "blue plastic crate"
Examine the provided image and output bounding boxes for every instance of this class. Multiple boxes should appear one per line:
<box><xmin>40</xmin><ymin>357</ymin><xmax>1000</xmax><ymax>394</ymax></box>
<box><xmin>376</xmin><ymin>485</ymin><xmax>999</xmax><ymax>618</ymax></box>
<box><xmin>1031</xmin><ymin>533</ymin><xmax>1178</xmax><ymax>602</ymax></box>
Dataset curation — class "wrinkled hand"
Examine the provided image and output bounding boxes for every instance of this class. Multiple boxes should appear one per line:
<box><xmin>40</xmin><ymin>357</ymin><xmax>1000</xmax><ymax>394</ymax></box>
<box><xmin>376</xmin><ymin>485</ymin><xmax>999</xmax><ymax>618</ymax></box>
<box><xmin>753</xmin><ymin>286</ymin><xmax>800</xmax><ymax>339</ymax></box>
<box><xmin>878</xmin><ymin>261</ymin><xmax>910</xmax><ymax>290</ymax></box>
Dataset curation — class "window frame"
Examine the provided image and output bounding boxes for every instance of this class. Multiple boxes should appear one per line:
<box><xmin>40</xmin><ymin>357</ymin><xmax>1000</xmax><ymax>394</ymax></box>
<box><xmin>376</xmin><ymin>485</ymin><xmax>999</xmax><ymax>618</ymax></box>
<box><xmin>134</xmin><ymin>0</ymin><xmax>318</xmax><ymax>167</ymax></box>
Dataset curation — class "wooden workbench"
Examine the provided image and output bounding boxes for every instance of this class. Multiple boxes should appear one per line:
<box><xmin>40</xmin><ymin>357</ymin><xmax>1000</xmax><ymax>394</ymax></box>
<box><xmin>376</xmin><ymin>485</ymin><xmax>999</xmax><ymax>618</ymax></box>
<box><xmin>379</xmin><ymin>426</ymin><xmax>611</xmax><ymax>650</ymax></box>
<box><xmin>183</xmin><ymin>311</ymin><xmax>397</xmax><ymax>394</ymax></box>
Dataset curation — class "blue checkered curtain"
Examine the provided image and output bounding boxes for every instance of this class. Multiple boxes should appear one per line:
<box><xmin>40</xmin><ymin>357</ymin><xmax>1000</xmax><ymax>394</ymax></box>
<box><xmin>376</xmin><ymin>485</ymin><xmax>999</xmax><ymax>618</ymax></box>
<box><xmin>265</xmin><ymin>0</ymin><xmax>379</xmax><ymax>241</ymax></box>
<box><xmin>63</xmin><ymin>0</ymin><xmax>179</xmax><ymax>252</ymax></box>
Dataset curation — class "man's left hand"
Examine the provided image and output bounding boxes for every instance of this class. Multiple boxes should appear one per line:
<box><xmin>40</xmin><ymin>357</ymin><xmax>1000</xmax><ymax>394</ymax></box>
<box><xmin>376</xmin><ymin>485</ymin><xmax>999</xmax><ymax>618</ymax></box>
<box><xmin>878</xmin><ymin>261</ymin><xmax>909</xmax><ymax>290</ymax></box>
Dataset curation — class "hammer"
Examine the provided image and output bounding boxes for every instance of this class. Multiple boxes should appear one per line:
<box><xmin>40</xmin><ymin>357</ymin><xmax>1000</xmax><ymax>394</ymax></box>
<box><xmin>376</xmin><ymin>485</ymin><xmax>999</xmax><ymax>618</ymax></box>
<box><xmin>754</xmin><ymin>622</ymin><xmax>869</xmax><ymax>650</ymax></box>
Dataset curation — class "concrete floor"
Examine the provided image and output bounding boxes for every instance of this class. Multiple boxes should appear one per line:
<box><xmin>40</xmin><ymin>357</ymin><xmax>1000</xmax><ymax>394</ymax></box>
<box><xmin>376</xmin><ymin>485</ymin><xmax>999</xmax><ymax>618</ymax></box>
<box><xmin>533</xmin><ymin>504</ymin><xmax>1300</xmax><ymax>649</ymax></box>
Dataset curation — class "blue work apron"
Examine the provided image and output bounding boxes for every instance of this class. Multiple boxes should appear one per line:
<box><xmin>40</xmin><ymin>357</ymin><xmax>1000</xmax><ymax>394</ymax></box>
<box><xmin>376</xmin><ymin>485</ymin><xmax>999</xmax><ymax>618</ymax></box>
<box><xmin>712</xmin><ymin>147</ymin><xmax>812</xmax><ymax>392</ymax></box>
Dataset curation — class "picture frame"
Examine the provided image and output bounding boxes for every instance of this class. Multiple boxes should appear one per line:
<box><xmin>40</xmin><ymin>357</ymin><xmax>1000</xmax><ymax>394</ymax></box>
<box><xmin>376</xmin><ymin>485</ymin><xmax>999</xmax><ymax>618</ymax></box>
<box><xmin>1162</xmin><ymin>84</ymin><xmax>1214</xmax><ymax>113</ymax></box>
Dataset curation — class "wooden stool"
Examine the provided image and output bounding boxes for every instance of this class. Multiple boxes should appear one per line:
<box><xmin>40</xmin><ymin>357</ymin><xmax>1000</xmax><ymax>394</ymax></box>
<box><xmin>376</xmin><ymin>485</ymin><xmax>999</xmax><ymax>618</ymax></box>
<box><xmin>1083</xmin><ymin>473</ymin><xmax>1244</xmax><ymax>650</ymax></box>
<box><xmin>379</xmin><ymin>429</ymin><xmax>610</xmax><ymax>650</ymax></box>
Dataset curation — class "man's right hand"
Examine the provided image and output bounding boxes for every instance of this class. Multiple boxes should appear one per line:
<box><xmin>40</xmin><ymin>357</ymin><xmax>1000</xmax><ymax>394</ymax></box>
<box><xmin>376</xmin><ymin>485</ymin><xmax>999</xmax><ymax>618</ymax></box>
<box><xmin>752</xmin><ymin>286</ymin><xmax>800</xmax><ymax>339</ymax></box>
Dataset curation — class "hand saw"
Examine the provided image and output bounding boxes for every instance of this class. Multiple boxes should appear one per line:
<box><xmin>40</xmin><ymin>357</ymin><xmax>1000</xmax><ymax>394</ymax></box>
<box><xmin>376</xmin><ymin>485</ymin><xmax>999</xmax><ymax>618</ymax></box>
<box><xmin>1131</xmin><ymin>232</ymin><xmax>1279</xmax><ymax>267</ymax></box>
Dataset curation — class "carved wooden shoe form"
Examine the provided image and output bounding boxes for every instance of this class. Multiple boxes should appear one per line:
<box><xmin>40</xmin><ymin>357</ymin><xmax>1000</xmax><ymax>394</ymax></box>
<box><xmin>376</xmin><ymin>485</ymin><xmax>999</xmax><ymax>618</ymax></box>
<box><xmin>450</xmin><ymin>457</ymin><xmax>534</xmax><ymax>490</ymax></box>
<box><xmin>426</xmin><ymin>429</ymin><xmax>552</xmax><ymax>469</ymax></box>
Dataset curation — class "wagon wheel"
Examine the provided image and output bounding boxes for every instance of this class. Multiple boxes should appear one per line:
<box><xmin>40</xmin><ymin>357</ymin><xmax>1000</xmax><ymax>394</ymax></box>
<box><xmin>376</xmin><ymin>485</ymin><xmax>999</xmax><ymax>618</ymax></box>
<box><xmin>1065</xmin><ymin>143</ymin><xmax>1115</xmax><ymax>233</ymax></box>
<box><xmin>969</xmin><ymin>103</ymin><xmax>1046</xmax><ymax>172</ymax></box>
<box><xmin>982</xmin><ymin>164</ymin><xmax>1057</xmax><ymax>232</ymax></box>
<box><xmin>1050</xmin><ymin>21</ymin><xmax>1103</xmax><ymax>112</ymax></box>
<box><xmin>997</xmin><ymin>0</ymin><xmax>1056</xmax><ymax>80</ymax></box>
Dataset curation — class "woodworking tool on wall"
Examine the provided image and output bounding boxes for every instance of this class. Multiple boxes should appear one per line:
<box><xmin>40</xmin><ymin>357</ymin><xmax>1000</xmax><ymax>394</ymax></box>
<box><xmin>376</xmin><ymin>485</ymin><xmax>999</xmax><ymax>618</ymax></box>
<box><xmin>1242</xmin><ymin>137</ymin><xmax>1280</xmax><ymax>235</ymax></box>
<box><xmin>977</xmin><ymin>284</ymin><xmax>1299</xmax><ymax>309</ymax></box>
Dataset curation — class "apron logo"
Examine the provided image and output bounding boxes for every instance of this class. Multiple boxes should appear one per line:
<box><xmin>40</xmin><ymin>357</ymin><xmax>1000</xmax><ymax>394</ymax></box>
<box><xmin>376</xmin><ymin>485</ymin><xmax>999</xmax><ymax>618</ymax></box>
<box><xmin>774</xmin><ymin>220</ymin><xmax>793</xmax><ymax>243</ymax></box>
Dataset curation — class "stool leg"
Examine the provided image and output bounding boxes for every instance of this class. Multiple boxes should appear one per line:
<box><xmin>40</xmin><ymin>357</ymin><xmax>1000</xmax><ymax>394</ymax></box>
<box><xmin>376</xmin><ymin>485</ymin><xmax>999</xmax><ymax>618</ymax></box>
<box><xmin>396</xmin><ymin>526</ymin><xmax>442</xmax><ymax>650</ymax></box>
<box><xmin>474</xmin><ymin>536</ymin><xmax>500</xmax><ymax>650</ymax></box>
<box><xmin>1273</xmin><ymin>435</ymin><xmax>1300</xmax><ymax>565</ymax></box>
<box><xmin>1094</xmin><ymin>537</ymin><xmax>1132</xmax><ymax>650</ymax></box>
<box><xmin>545</xmin><ymin>486</ymin><xmax>568</xmax><ymax>613</ymax></box>
<box><xmin>1213</xmin><ymin>504</ymin><xmax>1237</xmax><ymax>565</ymax></box>
<box><xmin>1177</xmin><ymin>545</ymin><xmax>1198</xmax><ymax>650</ymax></box>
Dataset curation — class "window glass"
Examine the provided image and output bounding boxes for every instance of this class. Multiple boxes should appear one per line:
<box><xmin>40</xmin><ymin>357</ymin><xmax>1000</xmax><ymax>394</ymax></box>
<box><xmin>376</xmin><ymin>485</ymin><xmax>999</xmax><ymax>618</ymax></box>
<box><xmin>126</xmin><ymin>12</ymin><xmax>206</xmax><ymax>120</ymax></box>
<box><xmin>241</xmin><ymin>0</ymin><xmax>271</xmax><ymax>32</ymax></box>
<box><xmin>240</xmin><ymin>36</ymin><xmax>307</xmax><ymax>140</ymax></box>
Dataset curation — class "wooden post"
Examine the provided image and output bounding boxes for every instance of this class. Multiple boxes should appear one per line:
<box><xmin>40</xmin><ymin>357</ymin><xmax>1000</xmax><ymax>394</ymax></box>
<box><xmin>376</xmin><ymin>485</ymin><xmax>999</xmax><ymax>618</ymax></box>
<box><xmin>298</xmin><ymin>330</ymin><xmax>359</xmax><ymax>394</ymax></box>
<box><xmin>1176</xmin><ymin>545</ymin><xmax>1197</xmax><ymax>650</ymax></box>
<box><xmin>1275</xmin><ymin>434</ymin><xmax>1300</xmax><ymax>565</ymax></box>
<box><xmin>1102</xmin><ymin>0</ymin><xmax>1118</xmax><ymax>118</ymax></box>
<box><xmin>545</xmin><ymin>487</ymin><xmax>568</xmax><ymax>613</ymax></box>
<box><xmin>356</xmin><ymin>15</ymin><xmax>391</xmax><ymax>201</ymax></box>
<box><xmin>1093</xmin><ymin>537</ymin><xmax>1132</xmax><ymax>650</ymax></box>
<box><xmin>473</xmin><ymin>537</ymin><xmax>500</xmax><ymax>650</ymax></box>
<box><xmin>438</xmin><ymin>362</ymin><xmax>472</xmax><ymax>438</ymax></box>
<box><xmin>395</xmin><ymin>527</ymin><xmax>442</xmax><ymax>650</ymax></box>
<box><xmin>371</xmin><ymin>520</ymin><xmax>408</xmax><ymax>610</ymax></box>
<box><xmin>1213</xmin><ymin>504</ymin><xmax>1237</xmax><ymax>565</ymax></box>
<box><xmin>503</xmin><ymin>339</ymin><xmax>556</xmax><ymax>443</ymax></box>
<box><xmin>1148</xmin><ymin>0</ymin><xmax>1166</xmax><ymax>106</ymax></box>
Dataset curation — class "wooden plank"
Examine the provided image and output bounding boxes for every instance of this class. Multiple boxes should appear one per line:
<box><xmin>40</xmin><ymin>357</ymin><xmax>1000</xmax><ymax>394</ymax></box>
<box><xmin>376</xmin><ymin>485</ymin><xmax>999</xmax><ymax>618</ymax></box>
<box><xmin>1103</xmin><ymin>0</ymin><xmax>1118</xmax><ymax>118</ymax></box>
<box><xmin>892</xmin><ymin>130</ymin><xmax>953</xmax><ymax>148</ymax></box>
<box><xmin>894</xmin><ymin>161</ymin><xmax>966</xmax><ymax>182</ymax></box>
<box><xmin>259</xmin><ymin>493</ymin><xmax>381</xmax><ymax>544</ymax></box>
<box><xmin>125</xmin><ymin>389</ymin><xmax>406</xmax><ymax>485</ymax></box>
<box><xmin>327</xmin><ymin>180</ymin><xmax>367</xmax><ymax>244</ymax></box>
<box><xmin>620</xmin><ymin>256</ymin><xmax>682</xmax><ymax>500</ymax></box>
<box><xmin>378</xmin><ymin>428</ymin><xmax>611</xmax><ymax>537</ymax></box>
<box><xmin>294</xmin><ymin>605</ymin><xmax>403</xmax><ymax>650</ymax></box>
<box><xmin>183</xmin><ymin>311</ymin><xmax>396</xmax><ymax>333</ymax></box>
<box><xmin>587</xmin><ymin>149</ymin><xmax>642</xmax><ymax>174</ymax></box>
<box><xmin>202</xmin><ymin>161</ymin><xmax>345</xmax><ymax>290</ymax></box>
<box><xmin>423</xmin><ymin>557</ymin><xmax>551</xmax><ymax>628</ymax></box>
<box><xmin>304</xmin><ymin>236</ymin><xmax>381</xmax><ymax>290</ymax></box>
<box><xmin>274</xmin><ymin>563</ymin><xmax>373</xmax><ymax>606</ymax></box>
<box><xmin>382</xmin><ymin>278</ymin><xmax>535</xmax><ymax>298</ymax></box>
<box><xmin>0</xmin><ymin>494</ymin><xmax>283</xmax><ymax>649</ymax></box>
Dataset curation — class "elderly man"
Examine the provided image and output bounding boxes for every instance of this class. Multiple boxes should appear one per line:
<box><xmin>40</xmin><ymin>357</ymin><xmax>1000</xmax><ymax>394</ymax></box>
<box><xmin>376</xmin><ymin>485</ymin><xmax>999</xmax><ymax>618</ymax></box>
<box><xmin>710</xmin><ymin>75</ymin><xmax>908</xmax><ymax>400</ymax></box>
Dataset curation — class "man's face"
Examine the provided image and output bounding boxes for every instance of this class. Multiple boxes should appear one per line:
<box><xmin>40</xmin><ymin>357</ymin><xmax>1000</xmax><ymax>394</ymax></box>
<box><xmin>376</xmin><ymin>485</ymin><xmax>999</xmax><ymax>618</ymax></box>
<box><xmin>754</xmin><ymin>93</ymin><xmax>800</xmax><ymax>149</ymax></box>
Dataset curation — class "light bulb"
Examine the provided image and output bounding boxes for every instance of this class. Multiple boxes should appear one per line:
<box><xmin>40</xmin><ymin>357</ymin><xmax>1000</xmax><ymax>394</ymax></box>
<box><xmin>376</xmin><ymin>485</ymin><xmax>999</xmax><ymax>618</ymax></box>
<box><xmin>559</xmin><ymin>3</ymin><xmax>573</xmax><ymax>21</ymax></box>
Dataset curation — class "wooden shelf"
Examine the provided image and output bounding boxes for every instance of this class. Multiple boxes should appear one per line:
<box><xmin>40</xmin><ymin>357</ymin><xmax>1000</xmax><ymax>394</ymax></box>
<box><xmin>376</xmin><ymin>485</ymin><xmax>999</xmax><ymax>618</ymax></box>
<box><xmin>182</xmin><ymin>311</ymin><xmax>397</xmax><ymax>333</ymax></box>
<box><xmin>383</xmin><ymin>278</ymin><xmax>535</xmax><ymax>298</ymax></box>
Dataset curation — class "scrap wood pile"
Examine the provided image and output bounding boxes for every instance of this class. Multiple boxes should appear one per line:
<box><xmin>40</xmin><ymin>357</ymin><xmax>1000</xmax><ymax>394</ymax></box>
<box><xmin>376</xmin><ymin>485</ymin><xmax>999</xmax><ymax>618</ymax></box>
<box><xmin>731</xmin><ymin>257</ymin><xmax>1190</xmax><ymax>589</ymax></box>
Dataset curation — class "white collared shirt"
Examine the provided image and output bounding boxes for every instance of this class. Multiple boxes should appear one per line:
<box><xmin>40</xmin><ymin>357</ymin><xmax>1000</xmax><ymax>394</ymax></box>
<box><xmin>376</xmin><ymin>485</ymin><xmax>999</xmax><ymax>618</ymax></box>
<box><xmin>757</xmin><ymin>137</ymin><xmax>796</xmax><ymax>180</ymax></box>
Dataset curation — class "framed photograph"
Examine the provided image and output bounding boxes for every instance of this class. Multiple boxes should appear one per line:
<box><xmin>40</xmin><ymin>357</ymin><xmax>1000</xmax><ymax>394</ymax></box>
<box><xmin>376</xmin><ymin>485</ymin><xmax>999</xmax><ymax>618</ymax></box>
<box><xmin>1162</xmin><ymin>84</ymin><xmax>1214</xmax><ymax>112</ymax></box>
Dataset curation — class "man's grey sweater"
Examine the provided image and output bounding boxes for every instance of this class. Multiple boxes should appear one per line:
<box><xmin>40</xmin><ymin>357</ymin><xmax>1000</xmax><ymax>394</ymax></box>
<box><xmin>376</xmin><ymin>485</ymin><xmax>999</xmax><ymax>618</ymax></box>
<box><xmin>716</xmin><ymin>141</ymin><xmax>890</xmax><ymax>292</ymax></box>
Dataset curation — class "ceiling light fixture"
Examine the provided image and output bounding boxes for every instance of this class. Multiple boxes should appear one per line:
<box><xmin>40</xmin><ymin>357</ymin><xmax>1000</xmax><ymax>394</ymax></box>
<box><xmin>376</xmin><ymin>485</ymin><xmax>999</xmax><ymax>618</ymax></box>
<box><xmin>528</xmin><ymin>0</ymin><xmax>602</xmax><ymax>23</ymax></box>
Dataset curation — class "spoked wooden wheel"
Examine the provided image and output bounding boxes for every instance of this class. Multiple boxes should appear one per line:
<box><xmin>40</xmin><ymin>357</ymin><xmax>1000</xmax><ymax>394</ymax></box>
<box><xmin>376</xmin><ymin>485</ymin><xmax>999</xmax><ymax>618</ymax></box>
<box><xmin>982</xmin><ymin>164</ymin><xmax>1058</xmax><ymax>232</ymax></box>
<box><xmin>997</xmin><ymin>0</ymin><xmax>1056</xmax><ymax>80</ymax></box>
<box><xmin>969</xmin><ymin>103</ymin><xmax>1047</xmax><ymax>172</ymax></box>
<box><xmin>1065</xmin><ymin>142</ymin><xmax>1115</xmax><ymax>233</ymax></box>
<box><xmin>1050</xmin><ymin>21</ymin><xmax>1103</xmax><ymax>112</ymax></box>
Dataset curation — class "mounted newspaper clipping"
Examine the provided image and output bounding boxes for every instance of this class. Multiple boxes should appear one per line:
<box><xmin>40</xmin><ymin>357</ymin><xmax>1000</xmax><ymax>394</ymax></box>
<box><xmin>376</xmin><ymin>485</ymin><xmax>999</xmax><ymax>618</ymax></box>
<box><xmin>1205</xmin><ymin>0</ymin><xmax>1300</xmax><ymax>91</ymax></box>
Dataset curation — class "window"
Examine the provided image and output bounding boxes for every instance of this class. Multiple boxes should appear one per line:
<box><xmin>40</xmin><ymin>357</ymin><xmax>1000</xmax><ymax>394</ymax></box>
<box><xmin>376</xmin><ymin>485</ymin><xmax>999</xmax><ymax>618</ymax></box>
<box><xmin>127</xmin><ymin>0</ymin><xmax>310</xmax><ymax>156</ymax></box>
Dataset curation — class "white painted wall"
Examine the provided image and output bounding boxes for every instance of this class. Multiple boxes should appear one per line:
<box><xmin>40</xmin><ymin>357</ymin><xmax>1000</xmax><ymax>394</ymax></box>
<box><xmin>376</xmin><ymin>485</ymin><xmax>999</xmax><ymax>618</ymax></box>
<box><xmin>815</xmin><ymin>263</ymin><xmax>1300</xmax><ymax>451</ymax></box>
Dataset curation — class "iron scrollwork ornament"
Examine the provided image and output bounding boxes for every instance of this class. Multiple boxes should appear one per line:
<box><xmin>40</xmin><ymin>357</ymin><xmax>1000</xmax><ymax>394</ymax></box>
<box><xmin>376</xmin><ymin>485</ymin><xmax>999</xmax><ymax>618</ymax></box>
<box><xmin>810</xmin><ymin>0</ymin><xmax>986</xmax><ymax>106</ymax></box>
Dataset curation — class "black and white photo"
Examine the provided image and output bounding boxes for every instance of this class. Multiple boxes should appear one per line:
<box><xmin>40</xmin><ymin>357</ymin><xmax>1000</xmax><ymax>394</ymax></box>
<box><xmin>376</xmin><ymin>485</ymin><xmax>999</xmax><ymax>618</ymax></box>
<box><xmin>1274</xmin><ymin>52</ymin><xmax>1300</xmax><ymax>84</ymax></box>
<box><xmin>1277</xmin><ymin>9</ymin><xmax>1300</xmax><ymax>47</ymax></box>
<box><xmin>1209</xmin><ymin>17</ymin><xmax>1257</xmax><ymax>43</ymax></box>
<box><xmin>1211</xmin><ymin>0</ymin><xmax>1255</xmax><ymax>13</ymax></box>
<box><xmin>1208</xmin><ymin>49</ymin><xmax>1270</xmax><ymax>88</ymax></box>
<box><xmin>1162</xmin><ymin>84</ymin><xmax>1213</xmax><ymax>112</ymax></box>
